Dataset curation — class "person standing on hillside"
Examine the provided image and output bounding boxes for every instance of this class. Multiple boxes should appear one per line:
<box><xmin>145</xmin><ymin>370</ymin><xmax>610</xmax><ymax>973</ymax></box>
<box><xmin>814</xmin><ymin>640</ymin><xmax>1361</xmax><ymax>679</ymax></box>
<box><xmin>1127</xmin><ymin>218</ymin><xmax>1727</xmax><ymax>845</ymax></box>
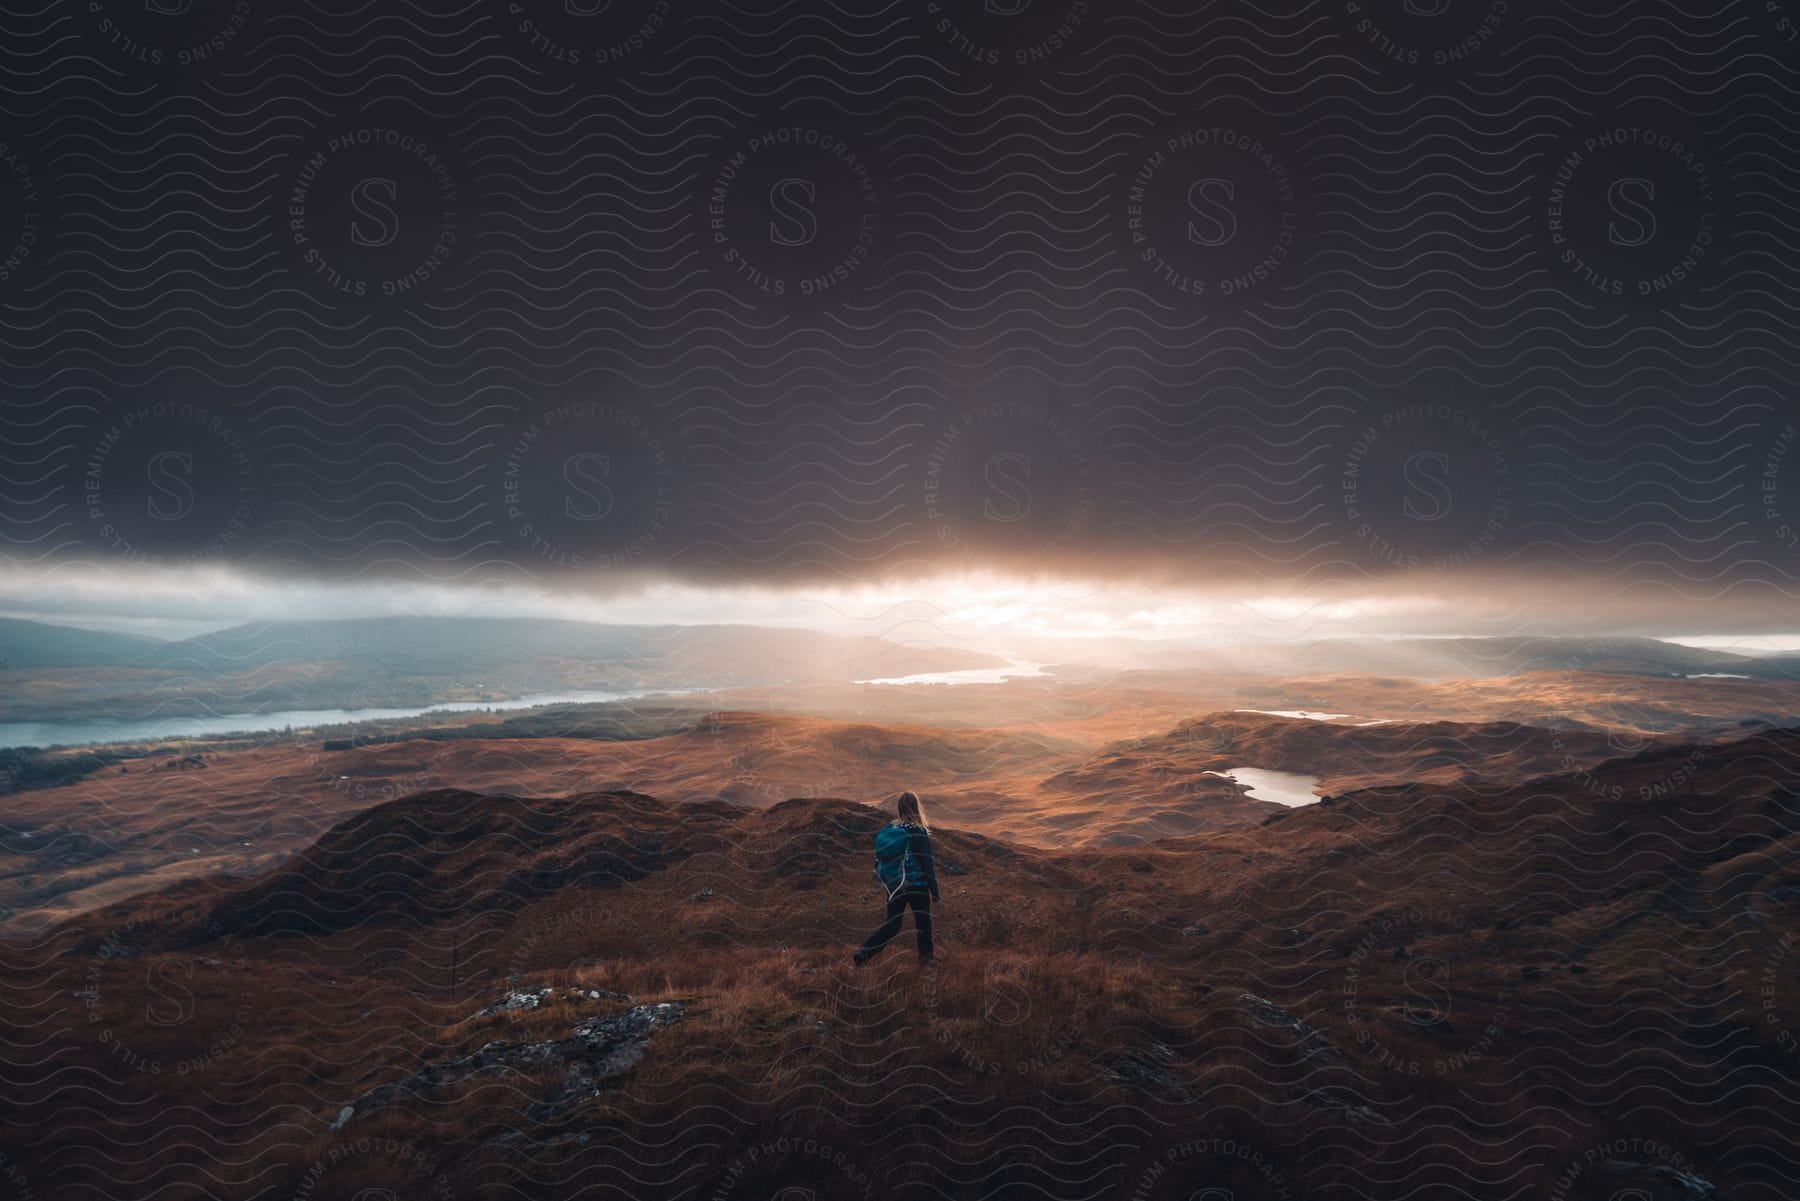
<box><xmin>852</xmin><ymin>791</ymin><xmax>940</xmax><ymax>966</ymax></box>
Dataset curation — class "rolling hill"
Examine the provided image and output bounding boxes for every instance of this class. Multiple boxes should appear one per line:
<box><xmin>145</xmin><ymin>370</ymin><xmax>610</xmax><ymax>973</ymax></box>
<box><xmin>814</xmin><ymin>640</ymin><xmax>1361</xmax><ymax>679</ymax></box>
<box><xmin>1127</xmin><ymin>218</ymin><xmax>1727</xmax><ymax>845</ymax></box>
<box><xmin>9</xmin><ymin>704</ymin><xmax>1721</xmax><ymax>932</ymax></box>
<box><xmin>5</xmin><ymin>725</ymin><xmax>1798</xmax><ymax>1200</ymax></box>
<box><xmin>0</xmin><ymin>617</ymin><xmax>1008</xmax><ymax>722</ymax></box>
<box><xmin>136</xmin><ymin>617</ymin><xmax>1000</xmax><ymax>683</ymax></box>
<box><xmin>0</xmin><ymin>617</ymin><xmax>161</xmax><ymax>669</ymax></box>
<box><xmin>1114</xmin><ymin>633</ymin><xmax>1800</xmax><ymax>681</ymax></box>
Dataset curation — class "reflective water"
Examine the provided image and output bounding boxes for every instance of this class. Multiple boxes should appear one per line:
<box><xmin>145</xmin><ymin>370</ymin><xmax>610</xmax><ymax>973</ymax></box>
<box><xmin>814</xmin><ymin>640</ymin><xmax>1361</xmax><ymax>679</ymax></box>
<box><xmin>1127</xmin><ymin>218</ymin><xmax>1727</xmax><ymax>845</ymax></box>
<box><xmin>0</xmin><ymin>687</ymin><xmax>689</xmax><ymax>751</ymax></box>
<box><xmin>1234</xmin><ymin>708</ymin><xmax>1353</xmax><ymax>721</ymax></box>
<box><xmin>857</xmin><ymin>661</ymin><xmax>1048</xmax><ymax>686</ymax></box>
<box><xmin>1204</xmin><ymin>766</ymin><xmax>1322</xmax><ymax>807</ymax></box>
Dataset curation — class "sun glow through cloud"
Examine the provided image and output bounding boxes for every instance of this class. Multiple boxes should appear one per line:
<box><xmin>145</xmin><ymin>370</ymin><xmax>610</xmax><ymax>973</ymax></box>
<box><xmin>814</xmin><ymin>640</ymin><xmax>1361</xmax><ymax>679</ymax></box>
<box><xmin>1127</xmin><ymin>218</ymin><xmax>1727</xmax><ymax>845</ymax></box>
<box><xmin>1</xmin><ymin>560</ymin><xmax>1793</xmax><ymax>655</ymax></box>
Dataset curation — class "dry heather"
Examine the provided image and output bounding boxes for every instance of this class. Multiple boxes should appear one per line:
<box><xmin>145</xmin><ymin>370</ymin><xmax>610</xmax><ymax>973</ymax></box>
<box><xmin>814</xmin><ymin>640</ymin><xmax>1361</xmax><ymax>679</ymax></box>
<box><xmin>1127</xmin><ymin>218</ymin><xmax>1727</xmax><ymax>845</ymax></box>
<box><xmin>3</xmin><ymin>726</ymin><xmax>1799</xmax><ymax>1199</ymax></box>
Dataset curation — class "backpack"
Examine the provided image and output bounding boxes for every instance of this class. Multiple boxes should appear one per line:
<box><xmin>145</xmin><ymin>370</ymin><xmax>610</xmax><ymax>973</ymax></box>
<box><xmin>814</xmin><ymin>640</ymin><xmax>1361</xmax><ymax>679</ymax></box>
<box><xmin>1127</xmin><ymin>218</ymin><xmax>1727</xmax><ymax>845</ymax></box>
<box><xmin>873</xmin><ymin>823</ymin><xmax>916</xmax><ymax>896</ymax></box>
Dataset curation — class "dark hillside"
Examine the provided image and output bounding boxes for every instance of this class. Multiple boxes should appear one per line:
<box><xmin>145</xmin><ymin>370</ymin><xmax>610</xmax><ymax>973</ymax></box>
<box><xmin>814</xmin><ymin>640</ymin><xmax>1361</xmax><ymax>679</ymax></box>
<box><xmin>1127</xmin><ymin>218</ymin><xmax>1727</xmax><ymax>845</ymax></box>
<box><xmin>6</xmin><ymin>729</ymin><xmax>1800</xmax><ymax>1200</ymax></box>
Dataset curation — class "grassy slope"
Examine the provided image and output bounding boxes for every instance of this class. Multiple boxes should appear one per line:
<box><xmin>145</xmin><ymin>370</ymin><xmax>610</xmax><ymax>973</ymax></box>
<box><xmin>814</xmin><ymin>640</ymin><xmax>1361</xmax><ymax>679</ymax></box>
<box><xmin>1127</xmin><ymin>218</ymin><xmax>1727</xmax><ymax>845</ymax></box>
<box><xmin>4</xmin><ymin>727</ymin><xmax>1799</xmax><ymax>1199</ymax></box>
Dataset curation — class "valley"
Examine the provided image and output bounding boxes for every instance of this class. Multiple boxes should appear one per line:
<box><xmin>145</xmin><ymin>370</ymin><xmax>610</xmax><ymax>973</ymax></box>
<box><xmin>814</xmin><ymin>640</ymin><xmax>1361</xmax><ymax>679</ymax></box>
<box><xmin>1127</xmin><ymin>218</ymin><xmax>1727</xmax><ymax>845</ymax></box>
<box><xmin>4</xmin><ymin>725</ymin><xmax>1795</xmax><ymax>1199</ymax></box>
<box><xmin>3</xmin><ymin>622</ymin><xmax>1797</xmax><ymax>1199</ymax></box>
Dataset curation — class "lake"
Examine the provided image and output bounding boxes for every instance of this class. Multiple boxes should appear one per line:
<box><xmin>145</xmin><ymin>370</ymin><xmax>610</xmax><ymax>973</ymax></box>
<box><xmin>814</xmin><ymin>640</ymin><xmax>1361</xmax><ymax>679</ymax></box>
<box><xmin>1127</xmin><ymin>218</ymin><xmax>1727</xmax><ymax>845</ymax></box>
<box><xmin>0</xmin><ymin>659</ymin><xmax>1056</xmax><ymax>751</ymax></box>
<box><xmin>1205</xmin><ymin>766</ymin><xmax>1322</xmax><ymax>807</ymax></box>
<box><xmin>1234</xmin><ymin>708</ymin><xmax>1352</xmax><ymax>721</ymax></box>
<box><xmin>0</xmin><ymin>687</ymin><xmax>694</xmax><ymax>752</ymax></box>
<box><xmin>857</xmin><ymin>661</ymin><xmax>1048</xmax><ymax>686</ymax></box>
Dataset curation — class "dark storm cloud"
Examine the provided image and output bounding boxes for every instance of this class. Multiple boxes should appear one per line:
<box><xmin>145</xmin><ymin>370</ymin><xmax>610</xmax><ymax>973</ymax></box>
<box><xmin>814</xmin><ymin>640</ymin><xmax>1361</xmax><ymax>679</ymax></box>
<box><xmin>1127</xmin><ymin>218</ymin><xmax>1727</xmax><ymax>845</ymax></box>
<box><xmin>2</xmin><ymin>0</ymin><xmax>1797</xmax><ymax>611</ymax></box>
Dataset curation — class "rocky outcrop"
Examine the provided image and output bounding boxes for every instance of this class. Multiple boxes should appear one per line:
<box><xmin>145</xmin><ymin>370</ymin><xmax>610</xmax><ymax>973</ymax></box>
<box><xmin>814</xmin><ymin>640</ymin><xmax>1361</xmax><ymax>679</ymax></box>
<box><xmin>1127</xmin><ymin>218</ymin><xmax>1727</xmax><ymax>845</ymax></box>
<box><xmin>331</xmin><ymin>999</ymin><xmax>684</xmax><ymax>1130</ymax></box>
<box><xmin>1098</xmin><ymin>1042</ymin><xmax>1198</xmax><ymax>1104</ymax></box>
<box><xmin>476</xmin><ymin>986</ymin><xmax>631</xmax><ymax>1017</ymax></box>
<box><xmin>1237</xmin><ymin>993</ymin><xmax>1388</xmax><ymax>1124</ymax></box>
<box><xmin>1238</xmin><ymin>992</ymin><xmax>1343</xmax><ymax>1066</ymax></box>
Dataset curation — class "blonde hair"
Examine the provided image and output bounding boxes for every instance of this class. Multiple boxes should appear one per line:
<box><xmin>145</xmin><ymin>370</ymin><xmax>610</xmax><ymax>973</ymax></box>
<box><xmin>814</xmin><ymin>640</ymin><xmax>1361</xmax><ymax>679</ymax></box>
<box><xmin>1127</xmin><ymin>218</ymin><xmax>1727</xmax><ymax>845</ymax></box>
<box><xmin>896</xmin><ymin>790</ymin><xmax>929</xmax><ymax>831</ymax></box>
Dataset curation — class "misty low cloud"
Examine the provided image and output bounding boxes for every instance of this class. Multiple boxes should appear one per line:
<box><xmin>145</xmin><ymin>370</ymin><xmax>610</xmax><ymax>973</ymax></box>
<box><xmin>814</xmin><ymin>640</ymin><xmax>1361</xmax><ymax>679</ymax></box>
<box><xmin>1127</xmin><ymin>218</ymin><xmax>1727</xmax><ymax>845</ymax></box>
<box><xmin>0</xmin><ymin>560</ymin><xmax>1794</xmax><ymax>651</ymax></box>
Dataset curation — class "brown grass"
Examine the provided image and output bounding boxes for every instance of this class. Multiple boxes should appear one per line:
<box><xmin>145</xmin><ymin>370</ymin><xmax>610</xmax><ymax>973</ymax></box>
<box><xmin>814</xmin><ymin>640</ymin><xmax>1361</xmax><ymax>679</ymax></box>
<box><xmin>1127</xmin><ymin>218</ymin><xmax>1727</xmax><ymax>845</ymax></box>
<box><xmin>5</xmin><ymin>723</ymin><xmax>1800</xmax><ymax>1199</ymax></box>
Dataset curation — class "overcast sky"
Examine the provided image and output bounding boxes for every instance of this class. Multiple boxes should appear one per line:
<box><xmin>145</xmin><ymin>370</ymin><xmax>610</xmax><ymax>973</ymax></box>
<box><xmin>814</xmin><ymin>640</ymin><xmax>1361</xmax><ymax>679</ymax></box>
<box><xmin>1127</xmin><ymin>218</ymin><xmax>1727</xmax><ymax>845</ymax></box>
<box><xmin>2</xmin><ymin>1</ymin><xmax>1796</xmax><ymax>642</ymax></box>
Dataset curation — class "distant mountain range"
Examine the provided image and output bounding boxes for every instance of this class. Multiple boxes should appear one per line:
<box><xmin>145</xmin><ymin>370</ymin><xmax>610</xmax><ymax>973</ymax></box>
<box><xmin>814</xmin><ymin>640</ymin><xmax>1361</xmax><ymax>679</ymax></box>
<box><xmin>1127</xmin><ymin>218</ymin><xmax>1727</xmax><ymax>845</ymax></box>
<box><xmin>2</xmin><ymin>617</ymin><xmax>1795</xmax><ymax>727</ymax></box>
<box><xmin>1116</xmin><ymin>633</ymin><xmax>1800</xmax><ymax>681</ymax></box>
<box><xmin>0</xmin><ymin>618</ymin><xmax>161</xmax><ymax>670</ymax></box>
<box><xmin>7</xmin><ymin>618</ymin><xmax>1793</xmax><ymax>680</ymax></box>
<box><xmin>0</xmin><ymin>617</ymin><xmax>1008</xmax><ymax>722</ymax></box>
<box><xmin>1293</xmin><ymin>634</ymin><xmax>1800</xmax><ymax>679</ymax></box>
<box><xmin>130</xmin><ymin>617</ymin><xmax>992</xmax><ymax>681</ymax></box>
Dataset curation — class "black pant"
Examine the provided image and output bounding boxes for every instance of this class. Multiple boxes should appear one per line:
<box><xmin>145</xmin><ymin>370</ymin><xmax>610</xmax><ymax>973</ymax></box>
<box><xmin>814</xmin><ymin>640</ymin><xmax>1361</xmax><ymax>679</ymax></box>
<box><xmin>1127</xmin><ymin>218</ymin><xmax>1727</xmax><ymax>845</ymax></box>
<box><xmin>857</xmin><ymin>888</ymin><xmax>933</xmax><ymax>960</ymax></box>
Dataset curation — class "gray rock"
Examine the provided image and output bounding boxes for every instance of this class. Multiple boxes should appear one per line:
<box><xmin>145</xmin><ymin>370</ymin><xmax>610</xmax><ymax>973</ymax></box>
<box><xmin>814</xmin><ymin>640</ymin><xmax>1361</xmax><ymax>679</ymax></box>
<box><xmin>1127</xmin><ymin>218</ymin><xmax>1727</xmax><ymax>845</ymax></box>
<box><xmin>478</xmin><ymin>987</ymin><xmax>553</xmax><ymax>1017</ymax></box>
<box><xmin>542</xmin><ymin>1132</ymin><xmax>592</xmax><ymax>1148</ymax></box>
<box><xmin>1099</xmin><ymin>1042</ymin><xmax>1199</xmax><ymax>1105</ymax></box>
<box><xmin>1237</xmin><ymin>994</ymin><xmax>1391</xmax><ymax>1125</ymax></box>
<box><xmin>1238</xmin><ymin>993</ymin><xmax>1343</xmax><ymax>1065</ymax></box>
<box><xmin>480</xmin><ymin>986</ymin><xmax>631</xmax><ymax>1018</ymax></box>
<box><xmin>1596</xmin><ymin>1161</ymin><xmax>1730</xmax><ymax>1201</ymax></box>
<box><xmin>336</xmin><ymin>999</ymin><xmax>684</xmax><ymax>1128</ymax></box>
<box><xmin>1315</xmin><ymin>1088</ymin><xmax>1392</xmax><ymax>1125</ymax></box>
